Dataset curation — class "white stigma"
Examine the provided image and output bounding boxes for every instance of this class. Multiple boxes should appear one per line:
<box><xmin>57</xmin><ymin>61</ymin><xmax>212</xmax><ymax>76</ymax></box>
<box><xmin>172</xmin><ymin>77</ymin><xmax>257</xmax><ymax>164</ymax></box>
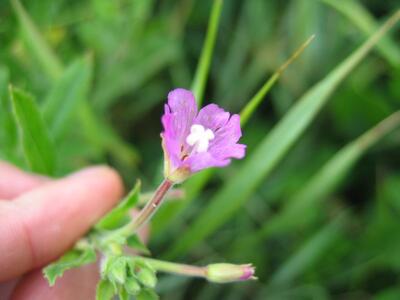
<box><xmin>186</xmin><ymin>124</ymin><xmax>215</xmax><ymax>153</ymax></box>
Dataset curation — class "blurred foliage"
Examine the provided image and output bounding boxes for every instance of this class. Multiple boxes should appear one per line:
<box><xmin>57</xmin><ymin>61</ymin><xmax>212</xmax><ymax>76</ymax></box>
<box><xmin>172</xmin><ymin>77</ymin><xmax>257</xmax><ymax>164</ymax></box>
<box><xmin>1</xmin><ymin>0</ymin><xmax>400</xmax><ymax>299</ymax></box>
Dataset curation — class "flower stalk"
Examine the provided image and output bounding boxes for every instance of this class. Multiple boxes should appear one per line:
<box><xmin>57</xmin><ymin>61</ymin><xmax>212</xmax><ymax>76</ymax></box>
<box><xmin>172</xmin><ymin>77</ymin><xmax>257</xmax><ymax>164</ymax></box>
<box><xmin>129</xmin><ymin>178</ymin><xmax>174</xmax><ymax>232</ymax></box>
<box><xmin>139</xmin><ymin>257</ymin><xmax>256</xmax><ymax>283</ymax></box>
<box><xmin>103</xmin><ymin>179</ymin><xmax>174</xmax><ymax>243</ymax></box>
<box><xmin>121</xmin><ymin>179</ymin><xmax>174</xmax><ymax>235</ymax></box>
<box><xmin>141</xmin><ymin>257</ymin><xmax>206</xmax><ymax>278</ymax></box>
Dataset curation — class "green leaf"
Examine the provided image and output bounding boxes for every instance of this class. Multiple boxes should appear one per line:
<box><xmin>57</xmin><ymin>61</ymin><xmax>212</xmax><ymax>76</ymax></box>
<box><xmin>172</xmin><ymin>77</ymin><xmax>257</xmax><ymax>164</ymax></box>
<box><xmin>191</xmin><ymin>0</ymin><xmax>223</xmax><ymax>105</ymax></box>
<box><xmin>137</xmin><ymin>288</ymin><xmax>159</xmax><ymax>300</ymax></box>
<box><xmin>10</xmin><ymin>86</ymin><xmax>56</xmax><ymax>175</ymax></box>
<box><xmin>96</xmin><ymin>279</ymin><xmax>116</xmax><ymax>300</ymax></box>
<box><xmin>164</xmin><ymin>11</ymin><xmax>400</xmax><ymax>259</ymax></box>
<box><xmin>42</xmin><ymin>58</ymin><xmax>92</xmax><ymax>138</ymax></box>
<box><xmin>11</xmin><ymin>0</ymin><xmax>63</xmax><ymax>81</ymax></box>
<box><xmin>43</xmin><ymin>247</ymin><xmax>97</xmax><ymax>286</ymax></box>
<box><xmin>96</xmin><ymin>181</ymin><xmax>141</xmax><ymax>230</ymax></box>
<box><xmin>126</xmin><ymin>234</ymin><xmax>150</xmax><ymax>255</ymax></box>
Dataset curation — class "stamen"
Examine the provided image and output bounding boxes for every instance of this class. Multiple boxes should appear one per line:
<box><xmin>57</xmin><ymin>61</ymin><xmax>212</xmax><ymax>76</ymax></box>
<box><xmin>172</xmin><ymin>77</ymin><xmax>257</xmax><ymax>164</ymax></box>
<box><xmin>186</xmin><ymin>124</ymin><xmax>215</xmax><ymax>153</ymax></box>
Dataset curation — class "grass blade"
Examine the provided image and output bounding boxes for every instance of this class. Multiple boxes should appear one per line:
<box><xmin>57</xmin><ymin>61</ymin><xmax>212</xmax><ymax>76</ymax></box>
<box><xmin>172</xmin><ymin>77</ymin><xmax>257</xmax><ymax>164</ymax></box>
<box><xmin>321</xmin><ymin>0</ymin><xmax>400</xmax><ymax>67</ymax></box>
<box><xmin>164</xmin><ymin>11</ymin><xmax>400</xmax><ymax>258</ymax></box>
<box><xmin>240</xmin><ymin>34</ymin><xmax>315</xmax><ymax>125</ymax></box>
<box><xmin>42</xmin><ymin>58</ymin><xmax>92</xmax><ymax>138</ymax></box>
<box><xmin>191</xmin><ymin>0</ymin><xmax>223</xmax><ymax>105</ymax></box>
<box><xmin>0</xmin><ymin>68</ymin><xmax>18</xmax><ymax>163</ymax></box>
<box><xmin>254</xmin><ymin>110</ymin><xmax>400</xmax><ymax>240</ymax></box>
<box><xmin>266</xmin><ymin>211</ymin><xmax>348</xmax><ymax>288</ymax></box>
<box><xmin>10</xmin><ymin>86</ymin><xmax>56</xmax><ymax>175</ymax></box>
<box><xmin>11</xmin><ymin>0</ymin><xmax>63</xmax><ymax>80</ymax></box>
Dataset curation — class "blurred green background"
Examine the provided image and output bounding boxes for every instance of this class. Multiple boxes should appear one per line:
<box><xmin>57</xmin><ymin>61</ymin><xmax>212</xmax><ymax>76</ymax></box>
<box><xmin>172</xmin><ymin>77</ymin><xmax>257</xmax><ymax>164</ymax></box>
<box><xmin>1</xmin><ymin>0</ymin><xmax>400</xmax><ymax>299</ymax></box>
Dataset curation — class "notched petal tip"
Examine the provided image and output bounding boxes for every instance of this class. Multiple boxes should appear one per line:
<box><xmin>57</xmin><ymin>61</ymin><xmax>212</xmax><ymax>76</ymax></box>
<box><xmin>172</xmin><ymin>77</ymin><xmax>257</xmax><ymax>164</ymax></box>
<box><xmin>228</xmin><ymin>114</ymin><xmax>243</xmax><ymax>139</ymax></box>
<box><xmin>167</xmin><ymin>88</ymin><xmax>197</xmax><ymax>112</ymax></box>
<box><xmin>196</xmin><ymin>103</ymin><xmax>230</xmax><ymax>131</ymax></box>
<box><xmin>233</xmin><ymin>144</ymin><xmax>246</xmax><ymax>159</ymax></box>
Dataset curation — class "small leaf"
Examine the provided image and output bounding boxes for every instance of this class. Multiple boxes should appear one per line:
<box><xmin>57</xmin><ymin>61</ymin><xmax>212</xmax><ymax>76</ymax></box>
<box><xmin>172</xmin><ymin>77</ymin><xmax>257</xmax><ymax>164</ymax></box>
<box><xmin>43</xmin><ymin>247</ymin><xmax>97</xmax><ymax>286</ymax></box>
<box><xmin>96</xmin><ymin>181</ymin><xmax>141</xmax><ymax>230</ymax></box>
<box><xmin>10</xmin><ymin>86</ymin><xmax>56</xmax><ymax>175</ymax></box>
<box><xmin>42</xmin><ymin>58</ymin><xmax>92</xmax><ymax>138</ymax></box>
<box><xmin>137</xmin><ymin>288</ymin><xmax>159</xmax><ymax>300</ymax></box>
<box><xmin>126</xmin><ymin>234</ymin><xmax>150</xmax><ymax>255</ymax></box>
<box><xmin>96</xmin><ymin>279</ymin><xmax>116</xmax><ymax>300</ymax></box>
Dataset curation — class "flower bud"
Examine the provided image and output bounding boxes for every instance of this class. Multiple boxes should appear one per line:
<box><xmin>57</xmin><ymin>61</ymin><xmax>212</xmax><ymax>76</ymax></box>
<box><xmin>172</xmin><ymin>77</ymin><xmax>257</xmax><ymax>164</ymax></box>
<box><xmin>106</xmin><ymin>257</ymin><xmax>128</xmax><ymax>284</ymax></box>
<box><xmin>206</xmin><ymin>263</ymin><xmax>256</xmax><ymax>283</ymax></box>
<box><xmin>136</xmin><ymin>267</ymin><xmax>157</xmax><ymax>288</ymax></box>
<box><xmin>125</xmin><ymin>277</ymin><xmax>141</xmax><ymax>295</ymax></box>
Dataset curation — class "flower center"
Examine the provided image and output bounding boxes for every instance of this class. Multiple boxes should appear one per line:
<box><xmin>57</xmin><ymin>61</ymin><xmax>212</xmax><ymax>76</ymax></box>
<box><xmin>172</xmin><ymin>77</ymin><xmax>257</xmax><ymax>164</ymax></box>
<box><xmin>186</xmin><ymin>124</ymin><xmax>215</xmax><ymax>153</ymax></box>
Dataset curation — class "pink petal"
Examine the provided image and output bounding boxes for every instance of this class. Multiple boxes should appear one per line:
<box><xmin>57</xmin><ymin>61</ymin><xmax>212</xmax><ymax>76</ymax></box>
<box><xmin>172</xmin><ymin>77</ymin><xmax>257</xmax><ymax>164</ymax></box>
<box><xmin>209</xmin><ymin>114</ymin><xmax>245</xmax><ymax>159</ymax></box>
<box><xmin>195</xmin><ymin>104</ymin><xmax>230</xmax><ymax>131</ymax></box>
<box><xmin>186</xmin><ymin>152</ymin><xmax>231</xmax><ymax>172</ymax></box>
<box><xmin>162</xmin><ymin>89</ymin><xmax>198</xmax><ymax>169</ymax></box>
<box><xmin>166</xmin><ymin>88</ymin><xmax>197</xmax><ymax>144</ymax></box>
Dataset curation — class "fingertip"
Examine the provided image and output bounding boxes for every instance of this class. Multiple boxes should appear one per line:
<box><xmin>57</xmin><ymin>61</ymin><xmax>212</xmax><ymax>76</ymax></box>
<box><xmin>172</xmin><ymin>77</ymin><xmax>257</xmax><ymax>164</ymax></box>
<box><xmin>69</xmin><ymin>165</ymin><xmax>125</xmax><ymax>204</ymax></box>
<box><xmin>12</xmin><ymin>165</ymin><xmax>125</xmax><ymax>272</ymax></box>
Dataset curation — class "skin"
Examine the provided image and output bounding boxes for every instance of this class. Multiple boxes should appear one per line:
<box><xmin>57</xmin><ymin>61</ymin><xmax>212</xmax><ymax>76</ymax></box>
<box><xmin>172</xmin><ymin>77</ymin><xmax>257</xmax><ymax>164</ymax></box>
<box><xmin>0</xmin><ymin>161</ymin><xmax>146</xmax><ymax>300</ymax></box>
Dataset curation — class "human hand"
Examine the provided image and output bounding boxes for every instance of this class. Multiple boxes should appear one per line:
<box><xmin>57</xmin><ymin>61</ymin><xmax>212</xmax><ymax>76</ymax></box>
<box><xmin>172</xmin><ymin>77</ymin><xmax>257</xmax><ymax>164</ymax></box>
<box><xmin>0</xmin><ymin>162</ymin><xmax>125</xmax><ymax>299</ymax></box>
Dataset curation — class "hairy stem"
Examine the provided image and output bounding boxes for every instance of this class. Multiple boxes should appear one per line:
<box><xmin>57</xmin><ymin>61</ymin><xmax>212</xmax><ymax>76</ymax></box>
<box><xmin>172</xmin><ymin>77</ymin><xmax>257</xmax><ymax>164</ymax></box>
<box><xmin>124</xmin><ymin>179</ymin><xmax>174</xmax><ymax>234</ymax></box>
<box><xmin>100</xmin><ymin>179</ymin><xmax>174</xmax><ymax>248</ymax></box>
<box><xmin>140</xmin><ymin>257</ymin><xmax>206</xmax><ymax>278</ymax></box>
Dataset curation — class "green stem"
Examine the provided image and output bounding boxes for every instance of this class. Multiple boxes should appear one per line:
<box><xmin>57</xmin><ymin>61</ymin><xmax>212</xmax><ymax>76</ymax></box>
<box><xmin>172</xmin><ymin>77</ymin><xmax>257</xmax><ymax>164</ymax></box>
<box><xmin>140</xmin><ymin>257</ymin><xmax>206</xmax><ymax>278</ymax></box>
<box><xmin>191</xmin><ymin>0</ymin><xmax>224</xmax><ymax>106</ymax></box>
<box><xmin>239</xmin><ymin>34</ymin><xmax>315</xmax><ymax>126</ymax></box>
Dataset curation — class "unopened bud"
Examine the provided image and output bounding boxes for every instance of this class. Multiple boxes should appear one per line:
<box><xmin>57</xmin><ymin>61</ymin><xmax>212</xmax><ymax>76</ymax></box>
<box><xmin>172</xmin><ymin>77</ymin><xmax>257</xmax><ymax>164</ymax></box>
<box><xmin>137</xmin><ymin>267</ymin><xmax>157</xmax><ymax>288</ymax></box>
<box><xmin>125</xmin><ymin>277</ymin><xmax>141</xmax><ymax>295</ymax></box>
<box><xmin>108</xmin><ymin>257</ymin><xmax>128</xmax><ymax>284</ymax></box>
<box><xmin>206</xmin><ymin>263</ymin><xmax>256</xmax><ymax>283</ymax></box>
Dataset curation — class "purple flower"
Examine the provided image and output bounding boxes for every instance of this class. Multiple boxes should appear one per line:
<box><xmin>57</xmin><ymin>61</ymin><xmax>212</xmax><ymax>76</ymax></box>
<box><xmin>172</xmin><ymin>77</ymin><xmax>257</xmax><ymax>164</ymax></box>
<box><xmin>161</xmin><ymin>88</ymin><xmax>246</xmax><ymax>182</ymax></box>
